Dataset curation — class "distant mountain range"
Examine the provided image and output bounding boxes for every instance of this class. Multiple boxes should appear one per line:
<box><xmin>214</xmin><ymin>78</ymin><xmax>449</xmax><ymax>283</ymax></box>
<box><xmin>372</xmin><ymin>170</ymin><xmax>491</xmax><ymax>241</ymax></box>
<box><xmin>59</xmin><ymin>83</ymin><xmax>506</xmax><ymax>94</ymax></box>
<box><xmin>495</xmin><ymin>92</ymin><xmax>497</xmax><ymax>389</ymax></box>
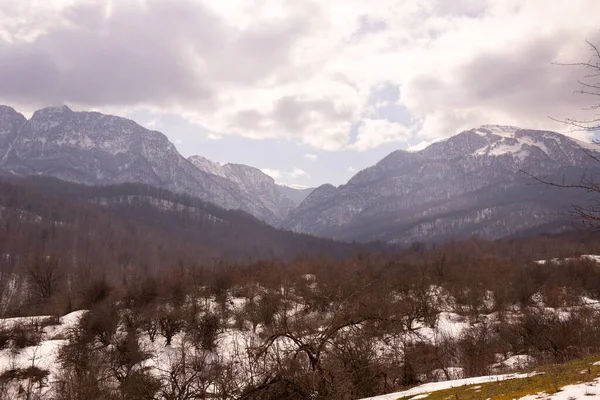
<box><xmin>1</xmin><ymin>105</ymin><xmax>598</xmax><ymax>245</ymax></box>
<box><xmin>0</xmin><ymin>105</ymin><xmax>311</xmax><ymax>226</ymax></box>
<box><xmin>284</xmin><ymin>125</ymin><xmax>600</xmax><ymax>244</ymax></box>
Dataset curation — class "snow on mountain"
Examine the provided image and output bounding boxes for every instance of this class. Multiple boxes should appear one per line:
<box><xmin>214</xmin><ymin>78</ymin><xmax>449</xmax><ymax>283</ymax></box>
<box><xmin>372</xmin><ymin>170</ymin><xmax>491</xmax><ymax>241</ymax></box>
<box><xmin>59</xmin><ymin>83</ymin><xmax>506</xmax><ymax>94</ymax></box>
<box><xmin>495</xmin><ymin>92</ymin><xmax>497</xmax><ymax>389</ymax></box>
<box><xmin>0</xmin><ymin>105</ymin><xmax>295</xmax><ymax>225</ymax></box>
<box><xmin>284</xmin><ymin>125</ymin><xmax>600</xmax><ymax>244</ymax></box>
<box><xmin>187</xmin><ymin>155</ymin><xmax>227</xmax><ymax>178</ymax></box>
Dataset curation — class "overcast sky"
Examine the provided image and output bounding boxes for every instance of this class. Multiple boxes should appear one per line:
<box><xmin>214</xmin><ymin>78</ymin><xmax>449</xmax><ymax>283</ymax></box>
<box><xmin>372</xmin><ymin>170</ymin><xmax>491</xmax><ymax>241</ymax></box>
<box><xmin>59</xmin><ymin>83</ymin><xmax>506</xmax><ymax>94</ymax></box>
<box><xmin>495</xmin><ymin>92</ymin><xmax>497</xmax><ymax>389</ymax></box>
<box><xmin>1</xmin><ymin>0</ymin><xmax>599</xmax><ymax>187</ymax></box>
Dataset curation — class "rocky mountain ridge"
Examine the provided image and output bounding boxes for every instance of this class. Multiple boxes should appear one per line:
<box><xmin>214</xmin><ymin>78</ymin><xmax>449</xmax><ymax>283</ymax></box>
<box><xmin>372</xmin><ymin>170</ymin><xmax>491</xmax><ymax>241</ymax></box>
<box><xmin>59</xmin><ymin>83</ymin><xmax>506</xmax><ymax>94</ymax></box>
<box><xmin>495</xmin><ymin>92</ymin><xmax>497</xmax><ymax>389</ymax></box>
<box><xmin>188</xmin><ymin>155</ymin><xmax>297</xmax><ymax>222</ymax></box>
<box><xmin>284</xmin><ymin>125</ymin><xmax>600</xmax><ymax>244</ymax></box>
<box><xmin>0</xmin><ymin>105</ymin><xmax>300</xmax><ymax>225</ymax></box>
<box><xmin>2</xmin><ymin>105</ymin><xmax>596</xmax><ymax>245</ymax></box>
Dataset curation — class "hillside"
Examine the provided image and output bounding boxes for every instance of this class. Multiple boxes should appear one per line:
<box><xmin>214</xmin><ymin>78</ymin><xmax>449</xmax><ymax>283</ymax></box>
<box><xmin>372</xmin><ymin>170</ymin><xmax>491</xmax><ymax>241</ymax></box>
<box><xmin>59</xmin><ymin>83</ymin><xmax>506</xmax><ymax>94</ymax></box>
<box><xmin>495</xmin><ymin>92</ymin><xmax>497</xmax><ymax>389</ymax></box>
<box><xmin>0</xmin><ymin>176</ymin><xmax>369</xmax><ymax>274</ymax></box>
<box><xmin>285</xmin><ymin>125</ymin><xmax>600</xmax><ymax>244</ymax></box>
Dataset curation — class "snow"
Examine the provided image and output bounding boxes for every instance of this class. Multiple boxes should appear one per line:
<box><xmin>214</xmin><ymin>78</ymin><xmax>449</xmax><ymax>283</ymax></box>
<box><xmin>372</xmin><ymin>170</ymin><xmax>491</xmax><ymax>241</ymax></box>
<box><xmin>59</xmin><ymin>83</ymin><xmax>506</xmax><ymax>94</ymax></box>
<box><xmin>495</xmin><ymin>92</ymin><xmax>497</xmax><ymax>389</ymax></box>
<box><xmin>472</xmin><ymin>135</ymin><xmax>545</xmax><ymax>160</ymax></box>
<box><xmin>359</xmin><ymin>371</ymin><xmax>542</xmax><ymax>400</ymax></box>
<box><xmin>488</xmin><ymin>141</ymin><xmax>524</xmax><ymax>156</ymax></box>
<box><xmin>535</xmin><ymin>255</ymin><xmax>600</xmax><ymax>265</ymax></box>
<box><xmin>475</xmin><ymin>125</ymin><xmax>520</xmax><ymax>137</ymax></box>
<box><xmin>518</xmin><ymin>378</ymin><xmax>600</xmax><ymax>399</ymax></box>
<box><xmin>492</xmin><ymin>354</ymin><xmax>535</xmax><ymax>370</ymax></box>
<box><xmin>0</xmin><ymin>308</ymin><xmax>86</xmax><ymax>395</ymax></box>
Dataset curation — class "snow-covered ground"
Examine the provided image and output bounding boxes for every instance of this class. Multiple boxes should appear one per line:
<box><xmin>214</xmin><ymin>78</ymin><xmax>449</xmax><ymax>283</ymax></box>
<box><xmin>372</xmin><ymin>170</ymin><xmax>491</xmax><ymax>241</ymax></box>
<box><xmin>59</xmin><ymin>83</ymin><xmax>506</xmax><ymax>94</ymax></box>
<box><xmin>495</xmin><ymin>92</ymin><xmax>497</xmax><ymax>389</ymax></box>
<box><xmin>519</xmin><ymin>378</ymin><xmax>600</xmax><ymax>399</ymax></box>
<box><xmin>359</xmin><ymin>371</ymin><xmax>542</xmax><ymax>399</ymax></box>
<box><xmin>359</xmin><ymin>373</ymin><xmax>600</xmax><ymax>400</ymax></box>
<box><xmin>0</xmin><ymin>283</ymin><xmax>597</xmax><ymax>399</ymax></box>
<box><xmin>0</xmin><ymin>310</ymin><xmax>86</xmax><ymax>376</ymax></box>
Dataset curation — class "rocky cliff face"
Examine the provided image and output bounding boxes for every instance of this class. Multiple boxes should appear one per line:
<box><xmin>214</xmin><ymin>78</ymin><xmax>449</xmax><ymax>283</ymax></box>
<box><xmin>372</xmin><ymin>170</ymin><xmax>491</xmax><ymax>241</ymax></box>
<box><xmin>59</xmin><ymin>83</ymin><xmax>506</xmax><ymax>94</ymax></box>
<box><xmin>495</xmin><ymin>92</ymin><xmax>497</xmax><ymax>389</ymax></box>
<box><xmin>188</xmin><ymin>155</ymin><xmax>296</xmax><ymax>225</ymax></box>
<box><xmin>0</xmin><ymin>105</ymin><xmax>293</xmax><ymax>225</ymax></box>
<box><xmin>284</xmin><ymin>125</ymin><xmax>600</xmax><ymax>244</ymax></box>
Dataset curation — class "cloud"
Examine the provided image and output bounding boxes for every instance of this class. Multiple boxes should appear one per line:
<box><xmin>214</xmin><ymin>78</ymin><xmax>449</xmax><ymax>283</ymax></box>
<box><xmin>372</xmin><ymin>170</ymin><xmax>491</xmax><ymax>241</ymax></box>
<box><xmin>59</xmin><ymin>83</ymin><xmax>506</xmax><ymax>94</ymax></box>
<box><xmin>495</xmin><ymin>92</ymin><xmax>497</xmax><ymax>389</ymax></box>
<box><xmin>352</xmin><ymin>118</ymin><xmax>412</xmax><ymax>150</ymax></box>
<box><xmin>407</xmin><ymin>140</ymin><xmax>435</xmax><ymax>152</ymax></box>
<box><xmin>207</xmin><ymin>133</ymin><xmax>222</xmax><ymax>140</ymax></box>
<box><xmin>280</xmin><ymin>183</ymin><xmax>310</xmax><ymax>189</ymax></box>
<box><xmin>348</xmin><ymin>166</ymin><xmax>356</xmax><ymax>172</ymax></box>
<box><xmin>144</xmin><ymin>118</ymin><xmax>159</xmax><ymax>129</ymax></box>
<box><xmin>1</xmin><ymin>0</ymin><xmax>599</xmax><ymax>150</ymax></box>
<box><xmin>304</xmin><ymin>153</ymin><xmax>318</xmax><ymax>160</ymax></box>
<box><xmin>289</xmin><ymin>167</ymin><xmax>307</xmax><ymax>178</ymax></box>
<box><xmin>260</xmin><ymin>168</ymin><xmax>282</xmax><ymax>179</ymax></box>
<box><xmin>261</xmin><ymin>167</ymin><xmax>308</xmax><ymax>181</ymax></box>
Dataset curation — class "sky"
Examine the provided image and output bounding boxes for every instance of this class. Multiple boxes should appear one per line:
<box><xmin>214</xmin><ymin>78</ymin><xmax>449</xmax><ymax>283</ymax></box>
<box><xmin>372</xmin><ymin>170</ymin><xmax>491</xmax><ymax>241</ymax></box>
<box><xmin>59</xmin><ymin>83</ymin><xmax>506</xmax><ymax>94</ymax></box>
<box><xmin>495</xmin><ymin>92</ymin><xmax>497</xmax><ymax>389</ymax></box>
<box><xmin>1</xmin><ymin>0</ymin><xmax>599</xmax><ymax>187</ymax></box>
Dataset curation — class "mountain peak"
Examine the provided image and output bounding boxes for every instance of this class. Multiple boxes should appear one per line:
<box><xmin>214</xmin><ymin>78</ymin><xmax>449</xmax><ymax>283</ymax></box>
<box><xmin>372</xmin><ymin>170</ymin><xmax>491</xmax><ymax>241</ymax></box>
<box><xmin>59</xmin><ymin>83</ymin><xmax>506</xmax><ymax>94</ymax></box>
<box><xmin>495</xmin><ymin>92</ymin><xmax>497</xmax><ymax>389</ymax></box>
<box><xmin>188</xmin><ymin>155</ymin><xmax>226</xmax><ymax>178</ymax></box>
<box><xmin>0</xmin><ymin>105</ymin><xmax>21</xmax><ymax>116</ymax></box>
<box><xmin>475</xmin><ymin>124</ymin><xmax>521</xmax><ymax>137</ymax></box>
<box><xmin>33</xmin><ymin>105</ymin><xmax>73</xmax><ymax>116</ymax></box>
<box><xmin>285</xmin><ymin>125</ymin><xmax>600</xmax><ymax>244</ymax></box>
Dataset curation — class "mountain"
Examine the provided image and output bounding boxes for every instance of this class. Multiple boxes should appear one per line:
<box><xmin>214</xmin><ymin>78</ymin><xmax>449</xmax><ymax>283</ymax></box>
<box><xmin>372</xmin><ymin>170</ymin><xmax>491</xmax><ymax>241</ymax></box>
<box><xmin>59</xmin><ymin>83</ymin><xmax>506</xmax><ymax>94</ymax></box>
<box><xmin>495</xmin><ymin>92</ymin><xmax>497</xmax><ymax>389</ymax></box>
<box><xmin>0</xmin><ymin>105</ymin><xmax>291</xmax><ymax>225</ymax></box>
<box><xmin>284</xmin><ymin>125</ymin><xmax>600</xmax><ymax>244</ymax></box>
<box><xmin>188</xmin><ymin>155</ymin><xmax>296</xmax><ymax>224</ymax></box>
<box><xmin>276</xmin><ymin>184</ymin><xmax>315</xmax><ymax>206</ymax></box>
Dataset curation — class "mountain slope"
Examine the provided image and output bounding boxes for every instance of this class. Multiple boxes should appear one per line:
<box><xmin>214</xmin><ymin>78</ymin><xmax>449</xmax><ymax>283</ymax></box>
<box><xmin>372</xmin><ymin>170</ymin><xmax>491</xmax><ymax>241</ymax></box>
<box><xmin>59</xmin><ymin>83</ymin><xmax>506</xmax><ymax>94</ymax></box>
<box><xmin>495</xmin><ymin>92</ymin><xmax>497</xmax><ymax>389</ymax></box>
<box><xmin>0</xmin><ymin>105</ymin><xmax>291</xmax><ymax>225</ymax></box>
<box><xmin>277</xmin><ymin>184</ymin><xmax>314</xmax><ymax>206</ymax></box>
<box><xmin>188</xmin><ymin>155</ymin><xmax>296</xmax><ymax>224</ymax></box>
<box><xmin>0</xmin><ymin>176</ymin><xmax>368</xmax><ymax>271</ymax></box>
<box><xmin>284</xmin><ymin>125</ymin><xmax>600</xmax><ymax>244</ymax></box>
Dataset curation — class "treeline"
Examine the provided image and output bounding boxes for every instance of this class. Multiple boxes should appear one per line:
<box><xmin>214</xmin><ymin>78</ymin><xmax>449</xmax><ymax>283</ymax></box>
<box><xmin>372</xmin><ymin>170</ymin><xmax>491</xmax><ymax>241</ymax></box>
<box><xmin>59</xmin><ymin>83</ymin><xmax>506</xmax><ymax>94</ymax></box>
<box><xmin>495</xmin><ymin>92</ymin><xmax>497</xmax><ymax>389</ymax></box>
<box><xmin>2</xmin><ymin>233</ymin><xmax>600</xmax><ymax>398</ymax></box>
<box><xmin>0</xmin><ymin>176</ymin><xmax>374</xmax><ymax>275</ymax></box>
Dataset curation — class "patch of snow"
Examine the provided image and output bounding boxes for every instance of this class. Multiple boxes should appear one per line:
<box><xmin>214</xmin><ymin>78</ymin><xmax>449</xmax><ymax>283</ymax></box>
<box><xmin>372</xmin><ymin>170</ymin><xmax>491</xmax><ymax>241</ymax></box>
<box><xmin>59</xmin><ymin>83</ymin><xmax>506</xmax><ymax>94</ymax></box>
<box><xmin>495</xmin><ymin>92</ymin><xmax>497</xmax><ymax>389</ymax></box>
<box><xmin>359</xmin><ymin>371</ymin><xmax>542</xmax><ymax>400</ymax></box>
<box><xmin>488</xmin><ymin>141</ymin><xmax>523</xmax><ymax>156</ymax></box>
<box><xmin>475</xmin><ymin>125</ymin><xmax>520</xmax><ymax>138</ymax></box>
<box><xmin>430</xmin><ymin>367</ymin><xmax>464</xmax><ymax>381</ymax></box>
<box><xmin>518</xmin><ymin>377</ymin><xmax>600</xmax><ymax>399</ymax></box>
<box><xmin>535</xmin><ymin>255</ymin><xmax>600</xmax><ymax>265</ymax></box>
<box><xmin>492</xmin><ymin>354</ymin><xmax>535</xmax><ymax>370</ymax></box>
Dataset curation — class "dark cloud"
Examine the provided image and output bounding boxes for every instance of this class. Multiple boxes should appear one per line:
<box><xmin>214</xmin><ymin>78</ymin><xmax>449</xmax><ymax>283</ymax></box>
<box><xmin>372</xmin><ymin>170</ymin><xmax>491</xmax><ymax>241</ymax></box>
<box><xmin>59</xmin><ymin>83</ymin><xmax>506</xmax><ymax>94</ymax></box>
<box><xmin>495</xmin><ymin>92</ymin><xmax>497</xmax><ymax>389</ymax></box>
<box><xmin>231</xmin><ymin>95</ymin><xmax>354</xmax><ymax>135</ymax></box>
<box><xmin>0</xmin><ymin>0</ymin><xmax>308</xmax><ymax>109</ymax></box>
<box><xmin>462</xmin><ymin>33</ymin><xmax>600</xmax><ymax>118</ymax></box>
<box><xmin>403</xmin><ymin>30</ymin><xmax>600</xmax><ymax>137</ymax></box>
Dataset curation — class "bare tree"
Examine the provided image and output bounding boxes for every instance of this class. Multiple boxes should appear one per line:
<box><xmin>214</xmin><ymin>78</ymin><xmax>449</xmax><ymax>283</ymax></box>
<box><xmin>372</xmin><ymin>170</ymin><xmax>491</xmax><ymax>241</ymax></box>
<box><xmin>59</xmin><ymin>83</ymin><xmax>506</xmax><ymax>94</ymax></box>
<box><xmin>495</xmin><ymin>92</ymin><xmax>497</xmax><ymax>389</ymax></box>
<box><xmin>553</xmin><ymin>40</ymin><xmax>600</xmax><ymax>132</ymax></box>
<box><xmin>523</xmin><ymin>41</ymin><xmax>600</xmax><ymax>227</ymax></box>
<box><xmin>24</xmin><ymin>254</ymin><xmax>62</xmax><ymax>306</ymax></box>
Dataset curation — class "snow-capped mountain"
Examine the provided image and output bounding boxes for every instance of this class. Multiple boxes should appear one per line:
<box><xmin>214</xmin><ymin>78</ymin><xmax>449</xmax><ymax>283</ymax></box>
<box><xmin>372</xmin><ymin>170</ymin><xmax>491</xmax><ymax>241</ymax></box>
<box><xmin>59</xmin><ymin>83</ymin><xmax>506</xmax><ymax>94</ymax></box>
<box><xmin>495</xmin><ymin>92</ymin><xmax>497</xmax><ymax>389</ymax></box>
<box><xmin>284</xmin><ymin>125</ymin><xmax>600</xmax><ymax>244</ymax></box>
<box><xmin>0</xmin><ymin>105</ymin><xmax>295</xmax><ymax>225</ymax></box>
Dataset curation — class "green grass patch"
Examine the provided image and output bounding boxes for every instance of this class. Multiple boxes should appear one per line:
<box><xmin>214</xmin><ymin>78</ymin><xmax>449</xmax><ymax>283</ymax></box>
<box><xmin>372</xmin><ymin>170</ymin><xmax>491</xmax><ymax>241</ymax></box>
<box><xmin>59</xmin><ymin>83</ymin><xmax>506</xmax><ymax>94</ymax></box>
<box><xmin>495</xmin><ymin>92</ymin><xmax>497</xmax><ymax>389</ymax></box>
<box><xmin>397</xmin><ymin>355</ymin><xmax>600</xmax><ymax>400</ymax></box>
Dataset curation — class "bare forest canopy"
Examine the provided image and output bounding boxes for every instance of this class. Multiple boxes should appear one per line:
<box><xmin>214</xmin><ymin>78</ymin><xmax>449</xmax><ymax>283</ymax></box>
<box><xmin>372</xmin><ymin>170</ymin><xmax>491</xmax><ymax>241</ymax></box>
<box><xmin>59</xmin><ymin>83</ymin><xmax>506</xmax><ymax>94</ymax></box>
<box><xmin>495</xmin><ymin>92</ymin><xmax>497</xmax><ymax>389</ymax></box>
<box><xmin>0</xmin><ymin>176</ymin><xmax>380</xmax><ymax>275</ymax></box>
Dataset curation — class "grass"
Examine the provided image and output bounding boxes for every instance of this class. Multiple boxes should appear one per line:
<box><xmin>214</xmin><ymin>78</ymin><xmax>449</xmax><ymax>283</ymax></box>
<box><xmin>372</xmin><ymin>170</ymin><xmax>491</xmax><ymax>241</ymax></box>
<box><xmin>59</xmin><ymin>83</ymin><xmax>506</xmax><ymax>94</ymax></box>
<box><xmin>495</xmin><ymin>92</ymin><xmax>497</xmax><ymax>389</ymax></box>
<box><xmin>397</xmin><ymin>355</ymin><xmax>600</xmax><ymax>400</ymax></box>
